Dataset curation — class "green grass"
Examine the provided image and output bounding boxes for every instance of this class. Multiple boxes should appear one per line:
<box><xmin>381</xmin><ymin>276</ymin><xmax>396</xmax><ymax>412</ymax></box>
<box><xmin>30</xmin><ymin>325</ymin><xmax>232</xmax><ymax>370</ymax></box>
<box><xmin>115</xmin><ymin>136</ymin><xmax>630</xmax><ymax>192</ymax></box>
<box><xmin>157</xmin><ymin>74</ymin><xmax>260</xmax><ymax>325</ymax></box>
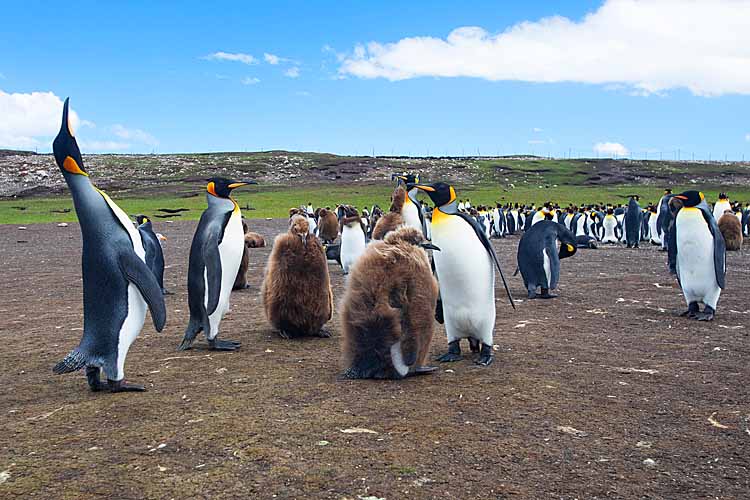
<box><xmin>3</xmin><ymin>183</ymin><xmax>748</xmax><ymax>225</ymax></box>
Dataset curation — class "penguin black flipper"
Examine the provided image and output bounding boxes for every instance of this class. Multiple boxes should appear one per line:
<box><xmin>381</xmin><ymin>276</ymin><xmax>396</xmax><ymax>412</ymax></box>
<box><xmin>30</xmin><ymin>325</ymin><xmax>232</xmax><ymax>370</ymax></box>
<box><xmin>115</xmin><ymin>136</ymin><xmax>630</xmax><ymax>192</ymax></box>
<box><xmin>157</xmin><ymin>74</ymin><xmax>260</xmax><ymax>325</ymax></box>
<box><xmin>699</xmin><ymin>206</ymin><xmax>726</xmax><ymax>289</ymax></box>
<box><xmin>203</xmin><ymin>236</ymin><xmax>224</xmax><ymax>316</ymax></box>
<box><xmin>118</xmin><ymin>252</ymin><xmax>167</xmax><ymax>331</ymax></box>
<box><xmin>454</xmin><ymin>211</ymin><xmax>516</xmax><ymax>309</ymax></box>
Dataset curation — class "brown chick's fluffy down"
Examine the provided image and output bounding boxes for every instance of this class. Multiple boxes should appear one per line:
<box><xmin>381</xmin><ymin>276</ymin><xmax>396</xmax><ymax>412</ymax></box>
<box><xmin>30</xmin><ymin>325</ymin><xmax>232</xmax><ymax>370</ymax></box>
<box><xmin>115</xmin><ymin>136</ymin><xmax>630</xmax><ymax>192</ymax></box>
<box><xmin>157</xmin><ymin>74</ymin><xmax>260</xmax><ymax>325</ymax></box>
<box><xmin>233</xmin><ymin>221</ymin><xmax>251</xmax><ymax>290</ymax></box>
<box><xmin>317</xmin><ymin>208</ymin><xmax>339</xmax><ymax>243</ymax></box>
<box><xmin>718</xmin><ymin>211</ymin><xmax>743</xmax><ymax>250</ymax></box>
<box><xmin>371</xmin><ymin>186</ymin><xmax>406</xmax><ymax>240</ymax></box>
<box><xmin>341</xmin><ymin>226</ymin><xmax>439</xmax><ymax>379</ymax></box>
<box><xmin>262</xmin><ymin>215</ymin><xmax>333</xmax><ymax>338</ymax></box>
<box><xmin>246</xmin><ymin>232</ymin><xmax>266</xmax><ymax>248</ymax></box>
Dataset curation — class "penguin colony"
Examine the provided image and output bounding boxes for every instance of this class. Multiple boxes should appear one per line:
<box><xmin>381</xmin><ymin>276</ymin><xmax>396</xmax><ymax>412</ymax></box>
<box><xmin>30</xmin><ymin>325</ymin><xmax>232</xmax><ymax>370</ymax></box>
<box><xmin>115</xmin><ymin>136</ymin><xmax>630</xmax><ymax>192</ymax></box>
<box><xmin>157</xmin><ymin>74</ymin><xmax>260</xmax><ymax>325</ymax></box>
<box><xmin>51</xmin><ymin>98</ymin><xmax>740</xmax><ymax>390</ymax></box>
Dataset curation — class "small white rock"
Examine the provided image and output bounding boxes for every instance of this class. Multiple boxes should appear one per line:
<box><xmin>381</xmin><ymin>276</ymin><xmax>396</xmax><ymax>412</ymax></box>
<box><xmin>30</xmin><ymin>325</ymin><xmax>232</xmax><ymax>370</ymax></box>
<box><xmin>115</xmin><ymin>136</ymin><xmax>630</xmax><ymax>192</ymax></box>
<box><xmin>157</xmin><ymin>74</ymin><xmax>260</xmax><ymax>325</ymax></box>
<box><xmin>643</xmin><ymin>458</ymin><xmax>656</xmax><ymax>467</ymax></box>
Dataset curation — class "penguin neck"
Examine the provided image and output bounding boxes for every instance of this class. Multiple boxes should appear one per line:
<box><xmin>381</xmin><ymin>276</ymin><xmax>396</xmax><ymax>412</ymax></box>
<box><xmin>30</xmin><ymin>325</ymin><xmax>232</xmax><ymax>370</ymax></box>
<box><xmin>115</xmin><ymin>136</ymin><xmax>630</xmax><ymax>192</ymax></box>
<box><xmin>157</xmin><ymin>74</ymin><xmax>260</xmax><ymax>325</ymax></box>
<box><xmin>62</xmin><ymin>172</ymin><xmax>108</xmax><ymax>233</ymax></box>
<box><xmin>436</xmin><ymin>200</ymin><xmax>458</xmax><ymax>215</ymax></box>
<box><xmin>207</xmin><ymin>193</ymin><xmax>237</xmax><ymax>213</ymax></box>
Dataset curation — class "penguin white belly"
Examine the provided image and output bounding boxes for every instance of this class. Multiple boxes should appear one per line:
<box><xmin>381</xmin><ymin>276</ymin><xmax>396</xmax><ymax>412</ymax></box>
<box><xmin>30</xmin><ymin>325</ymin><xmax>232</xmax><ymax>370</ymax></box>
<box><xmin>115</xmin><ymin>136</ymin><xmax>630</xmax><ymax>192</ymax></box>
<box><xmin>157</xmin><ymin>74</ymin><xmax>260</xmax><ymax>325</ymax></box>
<box><xmin>402</xmin><ymin>200</ymin><xmax>421</xmax><ymax>231</ymax></box>
<box><xmin>431</xmin><ymin>214</ymin><xmax>495</xmax><ymax>345</ymax></box>
<box><xmin>341</xmin><ymin>224</ymin><xmax>366</xmax><ymax>273</ymax></box>
<box><xmin>602</xmin><ymin>216</ymin><xmax>618</xmax><ymax>243</ymax></box>
<box><xmin>575</xmin><ymin>217</ymin><xmax>586</xmax><ymax>236</ymax></box>
<box><xmin>307</xmin><ymin>216</ymin><xmax>317</xmax><ymax>236</ymax></box>
<box><xmin>205</xmin><ymin>212</ymin><xmax>244</xmax><ymax>339</ymax></box>
<box><xmin>97</xmin><ymin>189</ymin><xmax>147</xmax><ymax>260</ymax></box>
<box><xmin>649</xmin><ymin>216</ymin><xmax>661</xmax><ymax>244</ymax></box>
<box><xmin>713</xmin><ymin>201</ymin><xmax>730</xmax><ymax>221</ymax></box>
<box><xmin>616</xmin><ymin>214</ymin><xmax>626</xmax><ymax>242</ymax></box>
<box><xmin>542</xmin><ymin>248</ymin><xmax>551</xmax><ymax>288</ymax></box>
<box><xmin>115</xmin><ymin>283</ymin><xmax>148</xmax><ymax>380</ymax></box>
<box><xmin>676</xmin><ymin>208</ymin><xmax>721</xmax><ymax>308</ymax></box>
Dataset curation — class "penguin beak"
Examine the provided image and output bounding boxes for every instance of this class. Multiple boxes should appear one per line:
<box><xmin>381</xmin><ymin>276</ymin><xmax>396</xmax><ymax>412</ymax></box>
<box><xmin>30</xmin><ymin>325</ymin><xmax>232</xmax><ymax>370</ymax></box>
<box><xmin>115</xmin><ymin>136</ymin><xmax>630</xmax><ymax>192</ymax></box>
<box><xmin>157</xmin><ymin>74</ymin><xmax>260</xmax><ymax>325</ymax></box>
<box><xmin>411</xmin><ymin>184</ymin><xmax>435</xmax><ymax>192</ymax></box>
<box><xmin>53</xmin><ymin>98</ymin><xmax>88</xmax><ymax>177</ymax></box>
<box><xmin>420</xmin><ymin>242</ymin><xmax>440</xmax><ymax>251</ymax></box>
<box><xmin>675</xmin><ymin>195</ymin><xmax>688</xmax><ymax>200</ymax></box>
<box><xmin>228</xmin><ymin>180</ymin><xmax>258</xmax><ymax>189</ymax></box>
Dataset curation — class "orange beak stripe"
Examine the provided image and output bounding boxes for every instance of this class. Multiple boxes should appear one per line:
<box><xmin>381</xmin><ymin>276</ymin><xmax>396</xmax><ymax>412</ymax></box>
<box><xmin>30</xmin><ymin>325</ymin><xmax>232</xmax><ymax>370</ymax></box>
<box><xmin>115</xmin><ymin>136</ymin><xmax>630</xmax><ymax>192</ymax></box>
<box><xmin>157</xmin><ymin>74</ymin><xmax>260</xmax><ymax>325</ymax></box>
<box><xmin>62</xmin><ymin>156</ymin><xmax>88</xmax><ymax>176</ymax></box>
<box><xmin>675</xmin><ymin>195</ymin><xmax>688</xmax><ymax>200</ymax></box>
<box><xmin>207</xmin><ymin>181</ymin><xmax>217</xmax><ymax>196</ymax></box>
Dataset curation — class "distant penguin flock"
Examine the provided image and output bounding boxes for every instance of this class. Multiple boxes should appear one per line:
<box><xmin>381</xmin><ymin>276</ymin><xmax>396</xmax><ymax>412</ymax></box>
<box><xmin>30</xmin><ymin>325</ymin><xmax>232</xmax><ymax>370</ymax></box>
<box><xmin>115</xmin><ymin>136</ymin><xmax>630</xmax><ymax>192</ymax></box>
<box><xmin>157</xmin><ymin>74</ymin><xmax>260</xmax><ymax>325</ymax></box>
<box><xmin>50</xmin><ymin>98</ymin><xmax>740</xmax><ymax>390</ymax></box>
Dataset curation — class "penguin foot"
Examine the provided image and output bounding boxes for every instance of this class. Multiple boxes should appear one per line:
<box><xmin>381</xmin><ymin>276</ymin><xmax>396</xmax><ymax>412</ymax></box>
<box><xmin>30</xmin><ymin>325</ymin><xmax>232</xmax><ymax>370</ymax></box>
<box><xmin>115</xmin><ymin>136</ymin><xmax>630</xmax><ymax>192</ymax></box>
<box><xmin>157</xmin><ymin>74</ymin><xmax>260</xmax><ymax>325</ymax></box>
<box><xmin>108</xmin><ymin>379</ymin><xmax>146</xmax><ymax>393</ymax></box>
<box><xmin>539</xmin><ymin>289</ymin><xmax>557</xmax><ymax>299</ymax></box>
<box><xmin>86</xmin><ymin>367</ymin><xmax>107</xmax><ymax>392</ymax></box>
<box><xmin>468</xmin><ymin>337</ymin><xmax>481</xmax><ymax>353</ymax></box>
<box><xmin>475</xmin><ymin>344</ymin><xmax>494</xmax><ymax>366</ymax></box>
<box><xmin>408</xmin><ymin>365</ymin><xmax>439</xmax><ymax>377</ymax></box>
<box><xmin>436</xmin><ymin>341</ymin><xmax>462</xmax><ymax>362</ymax></box>
<box><xmin>208</xmin><ymin>339</ymin><xmax>241</xmax><ymax>351</ymax></box>
<box><xmin>315</xmin><ymin>328</ymin><xmax>332</xmax><ymax>338</ymax></box>
<box><xmin>696</xmin><ymin>307</ymin><xmax>715</xmax><ymax>322</ymax></box>
<box><xmin>278</xmin><ymin>330</ymin><xmax>291</xmax><ymax>339</ymax></box>
<box><xmin>527</xmin><ymin>291</ymin><xmax>537</xmax><ymax>299</ymax></box>
<box><xmin>680</xmin><ymin>302</ymin><xmax>700</xmax><ymax>318</ymax></box>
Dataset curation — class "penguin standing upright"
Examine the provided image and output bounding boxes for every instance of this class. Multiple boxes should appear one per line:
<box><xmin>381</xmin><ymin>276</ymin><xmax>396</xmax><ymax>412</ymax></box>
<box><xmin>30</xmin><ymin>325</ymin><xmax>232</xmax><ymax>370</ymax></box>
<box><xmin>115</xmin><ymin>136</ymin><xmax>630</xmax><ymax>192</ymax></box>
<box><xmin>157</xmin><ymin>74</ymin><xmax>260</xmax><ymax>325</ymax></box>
<box><xmin>372</xmin><ymin>185</ymin><xmax>406</xmax><ymax>240</ymax></box>
<box><xmin>135</xmin><ymin>215</ymin><xmax>168</xmax><ymax>294</ymax></box>
<box><xmin>713</xmin><ymin>193</ymin><xmax>731</xmax><ymax>221</ymax></box>
<box><xmin>317</xmin><ymin>207</ymin><xmax>339</xmax><ymax>244</ymax></box>
<box><xmin>717</xmin><ymin>210</ymin><xmax>743</xmax><ymax>250</ymax></box>
<box><xmin>516</xmin><ymin>221</ymin><xmax>577</xmax><ymax>299</ymax></box>
<box><xmin>601</xmin><ymin>209</ymin><xmax>619</xmax><ymax>243</ymax></box>
<box><xmin>51</xmin><ymin>99</ymin><xmax>166</xmax><ymax>393</ymax></box>
<box><xmin>341</xmin><ymin>226</ymin><xmax>440</xmax><ymax>379</ymax></box>
<box><xmin>656</xmin><ymin>189</ymin><xmax>674</xmax><ymax>249</ymax></box>
<box><xmin>410</xmin><ymin>182</ymin><xmax>515</xmax><ymax>366</ymax></box>
<box><xmin>262</xmin><ymin>215</ymin><xmax>333</xmax><ymax>338</ymax></box>
<box><xmin>624</xmin><ymin>196</ymin><xmax>642</xmax><ymax>248</ymax></box>
<box><xmin>339</xmin><ymin>205</ymin><xmax>367</xmax><ymax>274</ymax></box>
<box><xmin>179</xmin><ymin>178</ymin><xmax>256</xmax><ymax>351</ymax></box>
<box><xmin>668</xmin><ymin>191</ymin><xmax>726</xmax><ymax>321</ymax></box>
<box><xmin>392</xmin><ymin>173</ymin><xmax>427</xmax><ymax>235</ymax></box>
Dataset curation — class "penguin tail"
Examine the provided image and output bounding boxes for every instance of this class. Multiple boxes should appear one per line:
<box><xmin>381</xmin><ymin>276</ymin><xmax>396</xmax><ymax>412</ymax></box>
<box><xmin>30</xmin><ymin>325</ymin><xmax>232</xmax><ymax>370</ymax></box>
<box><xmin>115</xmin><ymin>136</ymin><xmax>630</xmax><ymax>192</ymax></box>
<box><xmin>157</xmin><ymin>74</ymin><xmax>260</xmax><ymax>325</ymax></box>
<box><xmin>53</xmin><ymin>348</ymin><xmax>87</xmax><ymax>374</ymax></box>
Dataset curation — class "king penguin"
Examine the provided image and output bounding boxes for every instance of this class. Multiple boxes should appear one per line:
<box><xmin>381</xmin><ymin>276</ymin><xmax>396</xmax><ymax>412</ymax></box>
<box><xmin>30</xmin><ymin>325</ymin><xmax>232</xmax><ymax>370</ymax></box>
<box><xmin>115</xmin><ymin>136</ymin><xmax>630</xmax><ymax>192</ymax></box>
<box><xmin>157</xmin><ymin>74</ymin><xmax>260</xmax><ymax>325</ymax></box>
<box><xmin>410</xmin><ymin>182</ymin><xmax>515</xmax><ymax>366</ymax></box>
<box><xmin>667</xmin><ymin>191</ymin><xmax>726</xmax><ymax>321</ymax></box>
<box><xmin>179</xmin><ymin>177</ymin><xmax>257</xmax><ymax>350</ymax></box>
<box><xmin>392</xmin><ymin>173</ymin><xmax>427</xmax><ymax>235</ymax></box>
<box><xmin>713</xmin><ymin>193</ymin><xmax>732</xmax><ymax>221</ymax></box>
<box><xmin>624</xmin><ymin>196</ymin><xmax>642</xmax><ymax>248</ymax></box>
<box><xmin>51</xmin><ymin>99</ymin><xmax>166</xmax><ymax>392</ymax></box>
<box><xmin>516</xmin><ymin>221</ymin><xmax>577</xmax><ymax>299</ymax></box>
<box><xmin>135</xmin><ymin>215</ymin><xmax>168</xmax><ymax>294</ymax></box>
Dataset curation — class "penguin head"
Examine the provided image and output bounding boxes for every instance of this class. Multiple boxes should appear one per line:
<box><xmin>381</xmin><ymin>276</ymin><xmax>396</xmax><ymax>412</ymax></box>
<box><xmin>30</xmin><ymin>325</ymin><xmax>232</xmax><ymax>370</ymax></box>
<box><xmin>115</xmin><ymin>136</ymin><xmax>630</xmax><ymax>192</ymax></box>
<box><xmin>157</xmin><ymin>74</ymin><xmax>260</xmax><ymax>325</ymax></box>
<box><xmin>674</xmin><ymin>190</ymin><xmax>704</xmax><ymax>208</ymax></box>
<box><xmin>206</xmin><ymin>177</ymin><xmax>257</xmax><ymax>198</ymax></box>
<box><xmin>718</xmin><ymin>192</ymin><xmax>728</xmax><ymax>201</ymax></box>
<box><xmin>392</xmin><ymin>172</ymin><xmax>419</xmax><ymax>187</ymax></box>
<box><xmin>408</xmin><ymin>182</ymin><xmax>456</xmax><ymax>208</ymax></box>
<box><xmin>135</xmin><ymin>215</ymin><xmax>150</xmax><ymax>226</ymax></box>
<box><xmin>53</xmin><ymin>98</ymin><xmax>88</xmax><ymax>178</ymax></box>
<box><xmin>289</xmin><ymin>214</ymin><xmax>309</xmax><ymax>246</ymax></box>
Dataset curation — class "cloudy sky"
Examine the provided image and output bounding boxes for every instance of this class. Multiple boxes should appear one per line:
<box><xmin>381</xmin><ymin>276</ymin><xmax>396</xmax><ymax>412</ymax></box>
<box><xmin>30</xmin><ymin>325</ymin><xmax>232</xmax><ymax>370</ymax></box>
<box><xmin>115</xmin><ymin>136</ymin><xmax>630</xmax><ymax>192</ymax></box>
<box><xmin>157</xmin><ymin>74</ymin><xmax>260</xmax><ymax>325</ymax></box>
<box><xmin>1</xmin><ymin>0</ymin><xmax>749</xmax><ymax>159</ymax></box>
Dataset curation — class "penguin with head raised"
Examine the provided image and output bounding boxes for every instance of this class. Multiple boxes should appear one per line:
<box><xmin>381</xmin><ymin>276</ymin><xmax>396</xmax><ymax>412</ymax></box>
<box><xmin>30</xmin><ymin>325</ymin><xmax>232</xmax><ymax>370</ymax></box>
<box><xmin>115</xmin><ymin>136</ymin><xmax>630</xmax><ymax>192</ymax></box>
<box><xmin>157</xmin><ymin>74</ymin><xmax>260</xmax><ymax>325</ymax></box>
<box><xmin>341</xmin><ymin>226</ymin><xmax>440</xmax><ymax>379</ymax></box>
<box><xmin>517</xmin><ymin>221</ymin><xmax>577</xmax><ymax>299</ymax></box>
<box><xmin>135</xmin><ymin>215</ymin><xmax>169</xmax><ymax>294</ymax></box>
<box><xmin>51</xmin><ymin>99</ymin><xmax>166</xmax><ymax>392</ymax></box>
<box><xmin>179</xmin><ymin>177</ymin><xmax>256</xmax><ymax>350</ymax></box>
<box><xmin>409</xmin><ymin>182</ymin><xmax>515</xmax><ymax>366</ymax></box>
<box><xmin>667</xmin><ymin>191</ymin><xmax>726</xmax><ymax>321</ymax></box>
<box><xmin>624</xmin><ymin>195</ymin><xmax>642</xmax><ymax>248</ymax></box>
<box><xmin>262</xmin><ymin>215</ymin><xmax>333</xmax><ymax>338</ymax></box>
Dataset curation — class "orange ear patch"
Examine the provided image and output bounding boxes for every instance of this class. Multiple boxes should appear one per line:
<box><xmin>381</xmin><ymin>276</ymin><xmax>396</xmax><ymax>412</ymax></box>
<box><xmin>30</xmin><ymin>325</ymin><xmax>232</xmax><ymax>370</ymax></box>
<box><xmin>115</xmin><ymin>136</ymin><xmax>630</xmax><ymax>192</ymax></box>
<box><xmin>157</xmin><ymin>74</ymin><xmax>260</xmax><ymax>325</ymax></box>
<box><xmin>63</xmin><ymin>156</ymin><xmax>88</xmax><ymax>176</ymax></box>
<box><xmin>207</xmin><ymin>182</ymin><xmax>217</xmax><ymax>196</ymax></box>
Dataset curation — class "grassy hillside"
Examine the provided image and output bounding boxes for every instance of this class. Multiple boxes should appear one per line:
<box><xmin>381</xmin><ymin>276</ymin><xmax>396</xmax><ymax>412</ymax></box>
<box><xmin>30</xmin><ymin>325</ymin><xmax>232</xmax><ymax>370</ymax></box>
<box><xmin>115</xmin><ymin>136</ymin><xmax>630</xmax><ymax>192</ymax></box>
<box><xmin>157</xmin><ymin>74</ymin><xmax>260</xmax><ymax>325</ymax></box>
<box><xmin>2</xmin><ymin>152</ymin><xmax>749</xmax><ymax>224</ymax></box>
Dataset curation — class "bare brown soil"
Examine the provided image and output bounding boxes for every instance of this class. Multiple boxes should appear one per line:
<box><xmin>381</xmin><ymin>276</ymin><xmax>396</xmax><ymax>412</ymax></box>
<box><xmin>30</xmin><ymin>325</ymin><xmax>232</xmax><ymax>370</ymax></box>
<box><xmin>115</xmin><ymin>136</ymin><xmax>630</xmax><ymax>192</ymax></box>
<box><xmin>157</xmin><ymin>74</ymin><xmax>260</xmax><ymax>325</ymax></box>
<box><xmin>1</xmin><ymin>219</ymin><xmax>749</xmax><ymax>499</ymax></box>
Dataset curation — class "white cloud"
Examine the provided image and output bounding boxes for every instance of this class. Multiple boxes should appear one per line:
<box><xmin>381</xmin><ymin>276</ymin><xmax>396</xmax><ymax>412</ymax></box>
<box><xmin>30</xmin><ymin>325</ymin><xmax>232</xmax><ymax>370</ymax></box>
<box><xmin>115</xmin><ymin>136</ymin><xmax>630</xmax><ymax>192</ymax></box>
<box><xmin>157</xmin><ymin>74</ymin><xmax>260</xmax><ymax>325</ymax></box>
<box><xmin>339</xmin><ymin>0</ymin><xmax>750</xmax><ymax>96</ymax></box>
<box><xmin>202</xmin><ymin>51</ymin><xmax>257</xmax><ymax>65</ymax></box>
<box><xmin>264</xmin><ymin>53</ymin><xmax>280</xmax><ymax>65</ymax></box>
<box><xmin>532</xmin><ymin>127</ymin><xmax>543</xmax><ymax>133</ymax></box>
<box><xmin>594</xmin><ymin>142</ymin><xmax>629</xmax><ymax>157</ymax></box>
<box><xmin>285</xmin><ymin>67</ymin><xmax>300</xmax><ymax>78</ymax></box>
<box><xmin>111</xmin><ymin>124</ymin><xmax>158</xmax><ymax>146</ymax></box>
<box><xmin>241</xmin><ymin>77</ymin><xmax>260</xmax><ymax>85</ymax></box>
<box><xmin>0</xmin><ymin>90</ymin><xmax>83</xmax><ymax>149</ymax></box>
<box><xmin>745</xmin><ymin>133</ymin><xmax>750</xmax><ymax>142</ymax></box>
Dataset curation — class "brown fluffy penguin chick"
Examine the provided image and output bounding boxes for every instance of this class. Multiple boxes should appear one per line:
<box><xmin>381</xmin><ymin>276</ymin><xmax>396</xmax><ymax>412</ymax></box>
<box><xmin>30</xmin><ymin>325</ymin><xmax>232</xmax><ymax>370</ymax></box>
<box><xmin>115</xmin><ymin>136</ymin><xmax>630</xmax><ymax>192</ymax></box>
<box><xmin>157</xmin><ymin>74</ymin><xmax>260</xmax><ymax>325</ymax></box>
<box><xmin>341</xmin><ymin>226</ymin><xmax>439</xmax><ymax>379</ymax></box>
<box><xmin>262</xmin><ymin>215</ymin><xmax>333</xmax><ymax>339</ymax></box>
<box><xmin>317</xmin><ymin>208</ymin><xmax>339</xmax><ymax>243</ymax></box>
<box><xmin>246</xmin><ymin>231</ymin><xmax>266</xmax><ymax>248</ymax></box>
<box><xmin>718</xmin><ymin>210</ymin><xmax>743</xmax><ymax>250</ymax></box>
<box><xmin>371</xmin><ymin>186</ymin><xmax>406</xmax><ymax>240</ymax></box>
<box><xmin>233</xmin><ymin>220</ymin><xmax>251</xmax><ymax>290</ymax></box>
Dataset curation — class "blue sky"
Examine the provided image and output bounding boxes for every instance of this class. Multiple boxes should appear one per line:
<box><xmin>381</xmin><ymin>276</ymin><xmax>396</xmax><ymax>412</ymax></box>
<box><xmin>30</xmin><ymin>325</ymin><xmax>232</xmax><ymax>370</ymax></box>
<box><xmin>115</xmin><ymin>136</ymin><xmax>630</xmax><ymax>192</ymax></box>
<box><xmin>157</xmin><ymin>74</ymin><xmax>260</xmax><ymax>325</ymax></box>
<box><xmin>1</xmin><ymin>0</ymin><xmax>749</xmax><ymax>159</ymax></box>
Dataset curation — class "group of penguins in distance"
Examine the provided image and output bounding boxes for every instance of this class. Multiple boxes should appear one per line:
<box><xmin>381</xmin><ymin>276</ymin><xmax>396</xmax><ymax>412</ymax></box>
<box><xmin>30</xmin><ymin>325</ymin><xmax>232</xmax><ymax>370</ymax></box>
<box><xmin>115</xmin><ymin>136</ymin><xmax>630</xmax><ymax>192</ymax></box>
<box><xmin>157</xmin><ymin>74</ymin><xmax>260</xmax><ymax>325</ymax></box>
<box><xmin>51</xmin><ymin>99</ymin><xmax>733</xmax><ymax>393</ymax></box>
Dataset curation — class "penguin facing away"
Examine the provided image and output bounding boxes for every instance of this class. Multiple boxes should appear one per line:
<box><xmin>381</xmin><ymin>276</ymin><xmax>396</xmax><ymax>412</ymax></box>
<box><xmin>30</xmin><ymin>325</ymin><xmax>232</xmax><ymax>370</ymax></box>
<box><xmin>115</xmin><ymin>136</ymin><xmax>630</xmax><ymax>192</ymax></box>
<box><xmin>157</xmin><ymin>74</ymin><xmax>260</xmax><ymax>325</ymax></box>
<box><xmin>341</xmin><ymin>226</ymin><xmax>440</xmax><ymax>379</ymax></box>
<box><xmin>179</xmin><ymin>177</ymin><xmax>257</xmax><ymax>351</ymax></box>
<box><xmin>52</xmin><ymin>99</ymin><xmax>166</xmax><ymax>393</ymax></box>
<box><xmin>517</xmin><ymin>221</ymin><xmax>577</xmax><ymax>299</ymax></box>
<box><xmin>136</xmin><ymin>215</ymin><xmax>168</xmax><ymax>294</ymax></box>
<box><xmin>667</xmin><ymin>191</ymin><xmax>726</xmax><ymax>321</ymax></box>
<box><xmin>262</xmin><ymin>215</ymin><xmax>333</xmax><ymax>338</ymax></box>
<box><xmin>624</xmin><ymin>196</ymin><xmax>642</xmax><ymax>248</ymax></box>
<box><xmin>409</xmin><ymin>182</ymin><xmax>515</xmax><ymax>366</ymax></box>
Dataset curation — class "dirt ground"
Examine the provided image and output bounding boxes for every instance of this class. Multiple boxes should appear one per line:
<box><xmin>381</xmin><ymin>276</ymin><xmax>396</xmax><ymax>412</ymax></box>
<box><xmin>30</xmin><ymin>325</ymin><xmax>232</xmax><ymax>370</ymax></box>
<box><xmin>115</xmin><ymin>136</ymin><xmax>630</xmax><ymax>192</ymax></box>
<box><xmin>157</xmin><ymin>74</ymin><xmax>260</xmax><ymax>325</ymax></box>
<box><xmin>1</xmin><ymin>219</ymin><xmax>749</xmax><ymax>499</ymax></box>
